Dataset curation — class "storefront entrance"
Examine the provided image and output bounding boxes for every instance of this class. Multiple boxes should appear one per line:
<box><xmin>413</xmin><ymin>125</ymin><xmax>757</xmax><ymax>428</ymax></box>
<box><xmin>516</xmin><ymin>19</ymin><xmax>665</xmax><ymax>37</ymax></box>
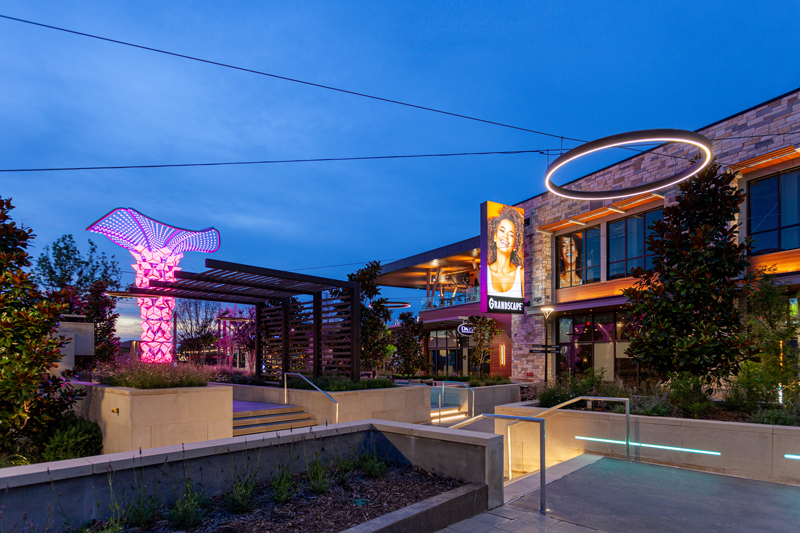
<box><xmin>428</xmin><ymin>328</ymin><xmax>475</xmax><ymax>376</ymax></box>
<box><xmin>555</xmin><ymin>311</ymin><xmax>637</xmax><ymax>382</ymax></box>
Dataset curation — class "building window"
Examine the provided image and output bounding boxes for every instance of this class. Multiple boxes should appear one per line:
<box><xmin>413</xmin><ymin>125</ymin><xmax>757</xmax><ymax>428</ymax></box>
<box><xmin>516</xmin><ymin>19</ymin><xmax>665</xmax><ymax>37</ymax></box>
<box><xmin>557</xmin><ymin>227</ymin><xmax>600</xmax><ymax>288</ymax></box>
<box><xmin>749</xmin><ymin>169</ymin><xmax>800</xmax><ymax>255</ymax></box>
<box><xmin>608</xmin><ymin>209</ymin><xmax>662</xmax><ymax>280</ymax></box>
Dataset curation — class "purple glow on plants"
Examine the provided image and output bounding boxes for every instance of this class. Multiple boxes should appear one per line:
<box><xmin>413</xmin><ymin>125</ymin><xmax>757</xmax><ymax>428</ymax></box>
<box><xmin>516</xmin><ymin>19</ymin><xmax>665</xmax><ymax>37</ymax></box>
<box><xmin>87</xmin><ymin>208</ymin><xmax>220</xmax><ymax>363</ymax></box>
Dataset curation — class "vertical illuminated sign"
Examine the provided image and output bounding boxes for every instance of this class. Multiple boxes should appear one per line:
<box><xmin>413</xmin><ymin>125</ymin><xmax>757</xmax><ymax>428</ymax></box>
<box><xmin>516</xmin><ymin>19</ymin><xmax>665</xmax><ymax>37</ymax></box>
<box><xmin>481</xmin><ymin>201</ymin><xmax>525</xmax><ymax>314</ymax></box>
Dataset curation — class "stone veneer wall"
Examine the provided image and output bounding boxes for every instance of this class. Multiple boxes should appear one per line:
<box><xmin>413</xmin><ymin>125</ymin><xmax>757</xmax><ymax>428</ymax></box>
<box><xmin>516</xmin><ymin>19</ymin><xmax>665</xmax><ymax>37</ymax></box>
<box><xmin>512</xmin><ymin>87</ymin><xmax>800</xmax><ymax>380</ymax></box>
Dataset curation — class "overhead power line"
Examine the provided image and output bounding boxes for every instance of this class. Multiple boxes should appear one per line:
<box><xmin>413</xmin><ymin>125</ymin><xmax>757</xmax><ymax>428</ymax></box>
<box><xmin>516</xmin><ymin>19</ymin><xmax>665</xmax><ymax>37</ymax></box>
<box><xmin>0</xmin><ymin>14</ymin><xmax>586</xmax><ymax>144</ymax></box>
<box><xmin>0</xmin><ymin>148</ymin><xmax>559</xmax><ymax>173</ymax></box>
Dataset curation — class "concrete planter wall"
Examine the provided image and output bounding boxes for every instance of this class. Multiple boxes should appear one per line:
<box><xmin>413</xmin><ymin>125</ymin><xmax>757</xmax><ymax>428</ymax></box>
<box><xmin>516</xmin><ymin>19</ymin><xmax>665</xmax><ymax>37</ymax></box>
<box><xmin>75</xmin><ymin>382</ymin><xmax>233</xmax><ymax>454</ymax></box>
<box><xmin>0</xmin><ymin>420</ymin><xmax>502</xmax><ymax>530</ymax></box>
<box><xmin>220</xmin><ymin>382</ymin><xmax>431</xmax><ymax>425</ymax></box>
<box><xmin>494</xmin><ymin>401</ymin><xmax>800</xmax><ymax>486</ymax></box>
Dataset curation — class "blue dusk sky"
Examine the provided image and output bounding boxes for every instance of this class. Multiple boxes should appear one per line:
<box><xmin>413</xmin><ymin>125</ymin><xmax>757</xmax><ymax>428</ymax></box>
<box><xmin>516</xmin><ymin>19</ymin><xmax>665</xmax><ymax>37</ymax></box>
<box><xmin>2</xmin><ymin>1</ymin><xmax>799</xmax><ymax>339</ymax></box>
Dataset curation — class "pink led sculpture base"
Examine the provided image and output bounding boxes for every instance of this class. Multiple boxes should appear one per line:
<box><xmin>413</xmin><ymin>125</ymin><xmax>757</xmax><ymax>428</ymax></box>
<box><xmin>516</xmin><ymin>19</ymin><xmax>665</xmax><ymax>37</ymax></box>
<box><xmin>87</xmin><ymin>208</ymin><xmax>220</xmax><ymax>363</ymax></box>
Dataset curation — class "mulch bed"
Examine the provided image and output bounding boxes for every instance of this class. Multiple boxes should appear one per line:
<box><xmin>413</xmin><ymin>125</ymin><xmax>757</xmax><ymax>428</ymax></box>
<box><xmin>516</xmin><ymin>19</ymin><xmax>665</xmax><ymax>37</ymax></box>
<box><xmin>126</xmin><ymin>463</ymin><xmax>463</xmax><ymax>533</ymax></box>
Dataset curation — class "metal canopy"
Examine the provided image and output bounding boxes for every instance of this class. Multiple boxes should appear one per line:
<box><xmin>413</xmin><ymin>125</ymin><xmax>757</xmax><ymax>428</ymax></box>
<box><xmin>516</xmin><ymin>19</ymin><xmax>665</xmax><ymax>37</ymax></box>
<box><xmin>121</xmin><ymin>258</ymin><xmax>356</xmax><ymax>304</ymax></box>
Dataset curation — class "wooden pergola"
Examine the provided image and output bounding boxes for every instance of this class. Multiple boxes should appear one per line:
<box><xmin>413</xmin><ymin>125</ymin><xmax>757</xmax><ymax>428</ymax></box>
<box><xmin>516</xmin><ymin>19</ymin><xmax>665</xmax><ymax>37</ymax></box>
<box><xmin>122</xmin><ymin>259</ymin><xmax>362</xmax><ymax>380</ymax></box>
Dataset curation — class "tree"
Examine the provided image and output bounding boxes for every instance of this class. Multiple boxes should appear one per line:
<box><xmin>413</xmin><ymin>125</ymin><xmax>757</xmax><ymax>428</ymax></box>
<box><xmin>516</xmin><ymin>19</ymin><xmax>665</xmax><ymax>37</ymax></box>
<box><xmin>623</xmin><ymin>160</ymin><xmax>757</xmax><ymax>383</ymax></box>
<box><xmin>176</xmin><ymin>299</ymin><xmax>219</xmax><ymax>362</ymax></box>
<box><xmin>83</xmin><ymin>280</ymin><xmax>121</xmax><ymax>364</ymax></box>
<box><xmin>391</xmin><ymin>312</ymin><xmax>427</xmax><ymax>375</ymax></box>
<box><xmin>32</xmin><ymin>234</ymin><xmax>122</xmax><ymax>306</ymax></box>
<box><xmin>330</xmin><ymin>261</ymin><xmax>392</xmax><ymax>375</ymax></box>
<box><xmin>467</xmin><ymin>315</ymin><xmax>501</xmax><ymax>374</ymax></box>
<box><xmin>0</xmin><ymin>198</ymin><xmax>84</xmax><ymax>452</ymax></box>
<box><xmin>747</xmin><ymin>267</ymin><xmax>799</xmax><ymax>386</ymax></box>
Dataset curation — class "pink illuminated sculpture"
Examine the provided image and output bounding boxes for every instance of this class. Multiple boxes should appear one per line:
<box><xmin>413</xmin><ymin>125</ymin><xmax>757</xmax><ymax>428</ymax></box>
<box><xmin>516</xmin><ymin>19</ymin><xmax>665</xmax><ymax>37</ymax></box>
<box><xmin>87</xmin><ymin>208</ymin><xmax>220</xmax><ymax>363</ymax></box>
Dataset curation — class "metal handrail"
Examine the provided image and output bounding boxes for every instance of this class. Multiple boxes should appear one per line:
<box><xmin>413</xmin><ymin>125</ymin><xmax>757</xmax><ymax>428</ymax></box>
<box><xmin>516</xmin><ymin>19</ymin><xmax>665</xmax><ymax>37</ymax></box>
<box><xmin>440</xmin><ymin>380</ymin><xmax>476</xmax><ymax>418</ymax></box>
<box><xmin>452</xmin><ymin>413</ymin><xmax>546</xmax><ymax>513</ymax></box>
<box><xmin>536</xmin><ymin>395</ymin><xmax>630</xmax><ymax>462</ymax></box>
<box><xmin>430</xmin><ymin>388</ymin><xmax>442</xmax><ymax>424</ymax></box>
<box><xmin>283</xmin><ymin>372</ymin><xmax>339</xmax><ymax>424</ymax></box>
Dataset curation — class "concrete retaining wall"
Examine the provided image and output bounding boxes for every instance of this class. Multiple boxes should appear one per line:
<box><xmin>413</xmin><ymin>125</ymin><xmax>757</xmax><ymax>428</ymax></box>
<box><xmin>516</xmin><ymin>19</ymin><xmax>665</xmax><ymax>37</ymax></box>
<box><xmin>435</xmin><ymin>383</ymin><xmax>521</xmax><ymax>417</ymax></box>
<box><xmin>494</xmin><ymin>401</ymin><xmax>800</xmax><ymax>485</ymax></box>
<box><xmin>0</xmin><ymin>420</ymin><xmax>503</xmax><ymax>531</ymax></box>
<box><xmin>222</xmin><ymin>382</ymin><xmax>431</xmax><ymax>425</ymax></box>
<box><xmin>75</xmin><ymin>382</ymin><xmax>233</xmax><ymax>454</ymax></box>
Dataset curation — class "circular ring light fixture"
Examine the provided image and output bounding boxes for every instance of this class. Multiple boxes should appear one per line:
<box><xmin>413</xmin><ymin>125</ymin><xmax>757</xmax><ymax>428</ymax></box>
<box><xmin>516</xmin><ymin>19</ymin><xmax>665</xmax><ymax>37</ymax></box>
<box><xmin>544</xmin><ymin>129</ymin><xmax>713</xmax><ymax>200</ymax></box>
<box><xmin>384</xmin><ymin>301</ymin><xmax>412</xmax><ymax>309</ymax></box>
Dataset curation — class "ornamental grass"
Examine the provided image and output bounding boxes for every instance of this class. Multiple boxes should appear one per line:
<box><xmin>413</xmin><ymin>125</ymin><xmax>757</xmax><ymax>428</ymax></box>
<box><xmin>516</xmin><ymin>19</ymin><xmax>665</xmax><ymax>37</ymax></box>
<box><xmin>97</xmin><ymin>361</ymin><xmax>218</xmax><ymax>389</ymax></box>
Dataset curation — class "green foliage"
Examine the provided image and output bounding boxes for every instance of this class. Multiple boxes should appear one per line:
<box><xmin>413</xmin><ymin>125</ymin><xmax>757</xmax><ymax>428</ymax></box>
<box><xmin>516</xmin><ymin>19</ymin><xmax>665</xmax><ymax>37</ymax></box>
<box><xmin>536</xmin><ymin>379</ymin><xmax>575</xmax><ymax>408</ymax></box>
<box><xmin>98</xmin><ymin>361</ymin><xmax>217</xmax><ymax>389</ymax></box>
<box><xmin>41</xmin><ymin>416</ymin><xmax>103</xmax><ymax>462</ymax></box>
<box><xmin>306</xmin><ymin>454</ymin><xmax>329</xmax><ymax>494</ymax></box>
<box><xmin>623</xmin><ymin>161</ymin><xmax>756</xmax><ymax>383</ymax></box>
<box><xmin>391</xmin><ymin>311</ymin><xmax>428</xmax><ymax>375</ymax></box>
<box><xmin>0</xmin><ymin>197</ymin><xmax>85</xmax><ymax>454</ymax></box>
<box><xmin>668</xmin><ymin>372</ymin><xmax>712</xmax><ymax>418</ymax></box>
<box><xmin>167</xmin><ymin>481</ymin><xmax>208</xmax><ymax>528</ymax></box>
<box><xmin>271</xmin><ymin>463</ymin><xmax>296</xmax><ymax>504</ymax></box>
<box><xmin>466</xmin><ymin>375</ymin><xmax>512</xmax><ymax>388</ymax></box>
<box><xmin>83</xmin><ymin>280</ymin><xmax>120</xmax><ymax>364</ymax></box>
<box><xmin>330</xmin><ymin>261</ymin><xmax>393</xmax><ymax>372</ymax></box>
<box><xmin>357</xmin><ymin>450</ymin><xmax>387</xmax><ymax>479</ymax></box>
<box><xmin>612</xmin><ymin>392</ymin><xmax>678</xmax><ymax>417</ymax></box>
<box><xmin>466</xmin><ymin>315</ymin><xmax>501</xmax><ymax>371</ymax></box>
<box><xmin>123</xmin><ymin>478</ymin><xmax>162</xmax><ymax>527</ymax></box>
<box><xmin>750</xmin><ymin>407</ymin><xmax>800</xmax><ymax>426</ymax></box>
<box><xmin>224</xmin><ymin>463</ymin><xmax>261</xmax><ymax>513</ymax></box>
<box><xmin>287</xmin><ymin>376</ymin><xmax>396</xmax><ymax>392</ymax></box>
<box><xmin>533</xmin><ymin>369</ymin><xmax>629</xmax><ymax>408</ymax></box>
<box><xmin>32</xmin><ymin>234</ymin><xmax>121</xmax><ymax>305</ymax></box>
<box><xmin>722</xmin><ymin>361</ymin><xmax>779</xmax><ymax>414</ymax></box>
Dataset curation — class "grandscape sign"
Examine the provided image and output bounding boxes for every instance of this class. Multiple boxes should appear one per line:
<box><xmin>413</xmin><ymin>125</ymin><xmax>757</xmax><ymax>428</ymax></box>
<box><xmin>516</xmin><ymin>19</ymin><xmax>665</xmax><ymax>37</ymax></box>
<box><xmin>480</xmin><ymin>201</ymin><xmax>526</xmax><ymax>315</ymax></box>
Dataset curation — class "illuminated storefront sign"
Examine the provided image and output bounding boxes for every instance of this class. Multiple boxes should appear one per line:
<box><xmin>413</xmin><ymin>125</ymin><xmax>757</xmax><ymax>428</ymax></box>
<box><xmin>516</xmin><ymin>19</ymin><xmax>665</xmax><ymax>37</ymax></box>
<box><xmin>457</xmin><ymin>323</ymin><xmax>474</xmax><ymax>336</ymax></box>
<box><xmin>481</xmin><ymin>201</ymin><xmax>525</xmax><ymax>314</ymax></box>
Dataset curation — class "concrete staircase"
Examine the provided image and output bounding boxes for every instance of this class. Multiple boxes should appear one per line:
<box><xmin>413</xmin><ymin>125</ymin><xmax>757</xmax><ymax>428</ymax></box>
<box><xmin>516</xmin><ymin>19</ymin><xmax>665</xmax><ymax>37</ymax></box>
<box><xmin>232</xmin><ymin>401</ymin><xmax>316</xmax><ymax>437</ymax></box>
<box><xmin>430</xmin><ymin>405</ymin><xmax>468</xmax><ymax>426</ymax></box>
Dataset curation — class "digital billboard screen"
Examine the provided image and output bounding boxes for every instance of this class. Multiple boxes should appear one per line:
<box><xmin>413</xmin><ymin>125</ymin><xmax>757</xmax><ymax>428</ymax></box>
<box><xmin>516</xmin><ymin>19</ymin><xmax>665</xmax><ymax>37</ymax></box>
<box><xmin>480</xmin><ymin>201</ymin><xmax>525</xmax><ymax>314</ymax></box>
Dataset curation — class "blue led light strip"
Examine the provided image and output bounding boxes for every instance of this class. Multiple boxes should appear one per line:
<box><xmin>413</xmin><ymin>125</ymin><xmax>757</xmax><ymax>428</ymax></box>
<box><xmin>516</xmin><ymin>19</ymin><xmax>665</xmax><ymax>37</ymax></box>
<box><xmin>785</xmin><ymin>454</ymin><xmax>800</xmax><ymax>460</ymax></box>
<box><xmin>575</xmin><ymin>436</ymin><xmax>721</xmax><ymax>456</ymax></box>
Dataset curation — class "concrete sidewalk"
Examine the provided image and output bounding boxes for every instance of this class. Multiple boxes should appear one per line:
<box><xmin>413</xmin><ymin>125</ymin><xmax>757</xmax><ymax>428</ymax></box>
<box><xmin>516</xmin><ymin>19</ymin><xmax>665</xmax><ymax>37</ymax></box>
<box><xmin>440</xmin><ymin>457</ymin><xmax>800</xmax><ymax>533</ymax></box>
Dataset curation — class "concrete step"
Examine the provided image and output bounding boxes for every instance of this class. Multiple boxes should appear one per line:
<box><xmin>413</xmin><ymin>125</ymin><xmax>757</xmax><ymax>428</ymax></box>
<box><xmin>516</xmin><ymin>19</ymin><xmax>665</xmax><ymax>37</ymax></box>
<box><xmin>430</xmin><ymin>411</ymin><xmax>468</xmax><ymax>425</ymax></box>
<box><xmin>233</xmin><ymin>405</ymin><xmax>304</xmax><ymax>419</ymax></box>
<box><xmin>232</xmin><ymin>417</ymin><xmax>317</xmax><ymax>437</ymax></box>
<box><xmin>233</xmin><ymin>411</ymin><xmax>314</xmax><ymax>427</ymax></box>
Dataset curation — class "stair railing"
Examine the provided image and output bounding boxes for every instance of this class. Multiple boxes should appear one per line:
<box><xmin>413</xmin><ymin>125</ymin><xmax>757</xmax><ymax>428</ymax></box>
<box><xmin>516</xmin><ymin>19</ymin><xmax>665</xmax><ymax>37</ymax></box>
<box><xmin>439</xmin><ymin>380</ymin><xmax>476</xmax><ymax>418</ymax></box>
<box><xmin>283</xmin><ymin>372</ymin><xmax>339</xmax><ymax>424</ymax></box>
<box><xmin>430</xmin><ymin>388</ymin><xmax>442</xmax><ymax>424</ymax></box>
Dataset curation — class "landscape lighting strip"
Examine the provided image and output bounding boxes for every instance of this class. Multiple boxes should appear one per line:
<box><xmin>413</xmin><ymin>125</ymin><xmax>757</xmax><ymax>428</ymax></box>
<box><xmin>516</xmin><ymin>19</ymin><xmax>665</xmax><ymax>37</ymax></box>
<box><xmin>785</xmin><ymin>454</ymin><xmax>800</xmax><ymax>460</ymax></box>
<box><xmin>575</xmin><ymin>436</ymin><xmax>721</xmax><ymax>456</ymax></box>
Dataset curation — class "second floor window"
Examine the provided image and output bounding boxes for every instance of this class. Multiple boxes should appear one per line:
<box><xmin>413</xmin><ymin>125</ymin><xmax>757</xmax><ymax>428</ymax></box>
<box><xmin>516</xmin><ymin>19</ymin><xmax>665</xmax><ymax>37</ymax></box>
<box><xmin>557</xmin><ymin>227</ymin><xmax>600</xmax><ymax>288</ymax></box>
<box><xmin>608</xmin><ymin>209</ymin><xmax>662</xmax><ymax>280</ymax></box>
<box><xmin>749</xmin><ymin>169</ymin><xmax>800</xmax><ymax>255</ymax></box>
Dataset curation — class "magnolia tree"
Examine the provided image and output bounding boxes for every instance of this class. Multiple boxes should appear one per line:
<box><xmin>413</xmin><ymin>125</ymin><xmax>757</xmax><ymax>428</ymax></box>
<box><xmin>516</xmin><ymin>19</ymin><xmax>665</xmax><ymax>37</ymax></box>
<box><xmin>623</xmin><ymin>160</ymin><xmax>757</xmax><ymax>383</ymax></box>
<box><xmin>467</xmin><ymin>315</ymin><xmax>501</xmax><ymax>374</ymax></box>
<box><xmin>391</xmin><ymin>311</ymin><xmax>428</xmax><ymax>375</ymax></box>
<box><xmin>0</xmin><ymin>198</ymin><xmax>84</xmax><ymax>453</ymax></box>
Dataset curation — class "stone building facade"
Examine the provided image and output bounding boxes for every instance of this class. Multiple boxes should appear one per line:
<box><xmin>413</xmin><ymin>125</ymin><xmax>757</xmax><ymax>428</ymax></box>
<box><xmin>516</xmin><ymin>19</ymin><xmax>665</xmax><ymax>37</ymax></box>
<box><xmin>512</xmin><ymin>87</ymin><xmax>800</xmax><ymax>381</ymax></box>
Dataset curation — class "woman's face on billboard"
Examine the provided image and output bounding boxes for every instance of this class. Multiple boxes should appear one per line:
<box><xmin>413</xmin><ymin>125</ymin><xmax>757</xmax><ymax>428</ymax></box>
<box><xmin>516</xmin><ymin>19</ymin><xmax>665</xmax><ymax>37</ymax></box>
<box><xmin>494</xmin><ymin>219</ymin><xmax>516</xmax><ymax>253</ymax></box>
<box><xmin>561</xmin><ymin>236</ymin><xmax>578</xmax><ymax>267</ymax></box>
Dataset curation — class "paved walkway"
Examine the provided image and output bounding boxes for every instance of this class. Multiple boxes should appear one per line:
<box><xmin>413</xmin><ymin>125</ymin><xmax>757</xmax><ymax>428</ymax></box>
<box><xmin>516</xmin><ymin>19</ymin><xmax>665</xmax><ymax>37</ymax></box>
<box><xmin>440</xmin><ymin>457</ymin><xmax>800</xmax><ymax>533</ymax></box>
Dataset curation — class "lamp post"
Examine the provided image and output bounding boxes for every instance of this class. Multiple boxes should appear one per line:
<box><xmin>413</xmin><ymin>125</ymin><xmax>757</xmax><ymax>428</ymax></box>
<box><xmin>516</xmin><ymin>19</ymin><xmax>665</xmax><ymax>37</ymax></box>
<box><xmin>541</xmin><ymin>307</ymin><xmax>554</xmax><ymax>383</ymax></box>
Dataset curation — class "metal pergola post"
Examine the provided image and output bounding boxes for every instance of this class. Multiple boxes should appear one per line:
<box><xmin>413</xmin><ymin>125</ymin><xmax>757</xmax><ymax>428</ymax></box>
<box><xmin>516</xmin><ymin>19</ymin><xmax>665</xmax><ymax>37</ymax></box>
<box><xmin>351</xmin><ymin>282</ymin><xmax>361</xmax><ymax>381</ymax></box>
<box><xmin>254</xmin><ymin>302</ymin><xmax>263</xmax><ymax>376</ymax></box>
<box><xmin>281</xmin><ymin>298</ymin><xmax>290</xmax><ymax>374</ymax></box>
<box><xmin>313</xmin><ymin>292</ymin><xmax>322</xmax><ymax>378</ymax></box>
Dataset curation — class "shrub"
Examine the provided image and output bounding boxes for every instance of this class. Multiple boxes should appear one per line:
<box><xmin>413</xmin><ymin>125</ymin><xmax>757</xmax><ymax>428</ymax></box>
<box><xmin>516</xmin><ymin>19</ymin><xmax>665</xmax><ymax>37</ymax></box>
<box><xmin>306</xmin><ymin>454</ymin><xmax>329</xmax><ymax>494</ymax></box>
<box><xmin>466</xmin><ymin>375</ymin><xmax>512</xmax><ymax>388</ymax></box>
<box><xmin>358</xmin><ymin>450</ymin><xmax>387</xmax><ymax>479</ymax></box>
<box><xmin>124</xmin><ymin>484</ymin><xmax>161</xmax><ymax>527</ymax></box>
<box><xmin>722</xmin><ymin>362</ymin><xmax>779</xmax><ymax>414</ymax></box>
<box><xmin>751</xmin><ymin>407</ymin><xmax>800</xmax><ymax>426</ymax></box>
<box><xmin>41</xmin><ymin>416</ymin><xmax>103</xmax><ymax>462</ymax></box>
<box><xmin>167</xmin><ymin>481</ymin><xmax>208</xmax><ymax>528</ymax></box>
<box><xmin>98</xmin><ymin>361</ymin><xmax>217</xmax><ymax>389</ymax></box>
<box><xmin>271</xmin><ymin>464</ymin><xmax>296</xmax><ymax>504</ymax></box>
<box><xmin>224</xmin><ymin>463</ymin><xmax>261</xmax><ymax>513</ymax></box>
<box><xmin>612</xmin><ymin>392</ymin><xmax>678</xmax><ymax>418</ymax></box>
<box><xmin>668</xmin><ymin>373</ymin><xmax>712</xmax><ymax>418</ymax></box>
<box><xmin>288</xmin><ymin>376</ymin><xmax>396</xmax><ymax>392</ymax></box>
<box><xmin>536</xmin><ymin>379</ymin><xmax>576</xmax><ymax>408</ymax></box>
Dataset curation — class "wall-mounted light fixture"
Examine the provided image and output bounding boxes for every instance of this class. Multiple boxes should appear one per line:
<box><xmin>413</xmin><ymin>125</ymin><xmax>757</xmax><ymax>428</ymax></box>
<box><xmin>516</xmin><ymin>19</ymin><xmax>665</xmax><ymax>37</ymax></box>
<box><xmin>500</xmin><ymin>343</ymin><xmax>506</xmax><ymax>365</ymax></box>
